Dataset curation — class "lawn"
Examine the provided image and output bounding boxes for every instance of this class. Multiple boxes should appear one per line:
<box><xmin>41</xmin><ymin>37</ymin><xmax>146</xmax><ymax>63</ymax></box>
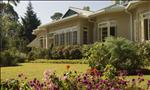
<box><xmin>1</xmin><ymin>63</ymin><xmax>150</xmax><ymax>87</ymax></box>
<box><xmin>1</xmin><ymin>63</ymin><xmax>89</xmax><ymax>81</ymax></box>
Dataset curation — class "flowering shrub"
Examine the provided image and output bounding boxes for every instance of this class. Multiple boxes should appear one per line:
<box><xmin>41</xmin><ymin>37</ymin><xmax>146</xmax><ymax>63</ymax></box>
<box><xmin>86</xmin><ymin>37</ymin><xmax>147</xmax><ymax>70</ymax></box>
<box><xmin>1</xmin><ymin>65</ymin><xmax>150</xmax><ymax>90</ymax></box>
<box><xmin>0</xmin><ymin>48</ymin><xmax>26</xmax><ymax>66</ymax></box>
<box><xmin>137</xmin><ymin>41</ymin><xmax>150</xmax><ymax>66</ymax></box>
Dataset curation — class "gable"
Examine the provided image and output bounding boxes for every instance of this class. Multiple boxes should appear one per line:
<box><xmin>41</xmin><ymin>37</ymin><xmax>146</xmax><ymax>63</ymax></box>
<box><xmin>62</xmin><ymin>9</ymin><xmax>77</xmax><ymax>18</ymax></box>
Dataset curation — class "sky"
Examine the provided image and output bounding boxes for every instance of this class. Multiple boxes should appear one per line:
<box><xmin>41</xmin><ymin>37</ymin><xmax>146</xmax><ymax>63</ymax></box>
<box><xmin>12</xmin><ymin>1</ymin><xmax>113</xmax><ymax>25</ymax></box>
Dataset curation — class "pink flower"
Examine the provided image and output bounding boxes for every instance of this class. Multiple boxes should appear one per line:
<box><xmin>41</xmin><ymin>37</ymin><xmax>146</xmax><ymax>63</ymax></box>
<box><xmin>148</xmin><ymin>80</ymin><xmax>150</xmax><ymax>86</ymax></box>
<box><xmin>43</xmin><ymin>69</ymin><xmax>53</xmax><ymax>82</ymax></box>
<box><xmin>62</xmin><ymin>76</ymin><xmax>67</xmax><ymax>80</ymax></box>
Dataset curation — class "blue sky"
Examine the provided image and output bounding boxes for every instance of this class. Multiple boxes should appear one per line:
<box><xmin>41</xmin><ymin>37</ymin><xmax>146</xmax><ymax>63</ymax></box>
<box><xmin>13</xmin><ymin>1</ymin><xmax>113</xmax><ymax>25</ymax></box>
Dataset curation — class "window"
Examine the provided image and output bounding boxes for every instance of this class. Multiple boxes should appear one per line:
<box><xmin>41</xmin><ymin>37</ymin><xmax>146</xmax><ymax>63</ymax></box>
<box><xmin>66</xmin><ymin>32</ymin><xmax>69</xmax><ymax>45</ymax></box>
<box><xmin>143</xmin><ymin>12</ymin><xmax>150</xmax><ymax>40</ymax></box>
<box><xmin>60</xmin><ymin>33</ymin><xmax>65</xmax><ymax>45</ymax></box>
<box><xmin>48</xmin><ymin>33</ymin><xmax>54</xmax><ymax>38</ymax></box>
<box><xmin>83</xmin><ymin>31</ymin><xmax>88</xmax><ymax>44</ymax></box>
<box><xmin>40</xmin><ymin>37</ymin><xmax>43</xmax><ymax>48</ymax></box>
<box><xmin>73</xmin><ymin>31</ymin><xmax>77</xmax><ymax>45</ymax></box>
<box><xmin>54</xmin><ymin>34</ymin><xmax>59</xmax><ymax>46</ymax></box>
<box><xmin>69</xmin><ymin>32</ymin><xmax>72</xmax><ymax>44</ymax></box>
<box><xmin>39</xmin><ymin>37</ymin><xmax>46</xmax><ymax>48</ymax></box>
<box><xmin>110</xmin><ymin>26</ymin><xmax>116</xmax><ymax>36</ymax></box>
<box><xmin>101</xmin><ymin>27</ymin><xmax>108</xmax><ymax>41</ymax></box>
<box><xmin>98</xmin><ymin>21</ymin><xmax>116</xmax><ymax>41</ymax></box>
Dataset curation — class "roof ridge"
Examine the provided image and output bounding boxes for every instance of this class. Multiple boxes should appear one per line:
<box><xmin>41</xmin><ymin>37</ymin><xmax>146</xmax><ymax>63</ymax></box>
<box><xmin>96</xmin><ymin>3</ymin><xmax>125</xmax><ymax>12</ymax></box>
<box><xmin>69</xmin><ymin>6</ymin><xmax>94</xmax><ymax>12</ymax></box>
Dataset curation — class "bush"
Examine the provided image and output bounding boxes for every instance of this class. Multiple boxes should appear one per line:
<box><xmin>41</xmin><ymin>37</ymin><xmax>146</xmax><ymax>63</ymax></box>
<box><xmin>86</xmin><ymin>37</ymin><xmax>143</xmax><ymax>70</ymax></box>
<box><xmin>27</xmin><ymin>45</ymin><xmax>90</xmax><ymax>60</ymax></box>
<box><xmin>0</xmin><ymin>48</ymin><xmax>26</xmax><ymax>66</ymax></box>
<box><xmin>63</xmin><ymin>46</ymin><xmax>71</xmax><ymax>59</ymax></box>
<box><xmin>69</xmin><ymin>48</ymin><xmax>82</xmax><ymax>59</ymax></box>
<box><xmin>51</xmin><ymin>45</ymin><xmax>83</xmax><ymax>59</ymax></box>
<box><xmin>27</xmin><ymin>48</ymin><xmax>50</xmax><ymax>60</ymax></box>
<box><xmin>138</xmin><ymin>41</ymin><xmax>150</xmax><ymax>66</ymax></box>
<box><xmin>51</xmin><ymin>46</ymin><xmax>64</xmax><ymax>59</ymax></box>
<box><xmin>82</xmin><ymin>45</ymin><xmax>92</xmax><ymax>58</ymax></box>
<box><xmin>27</xmin><ymin>51</ymin><xmax>35</xmax><ymax>61</ymax></box>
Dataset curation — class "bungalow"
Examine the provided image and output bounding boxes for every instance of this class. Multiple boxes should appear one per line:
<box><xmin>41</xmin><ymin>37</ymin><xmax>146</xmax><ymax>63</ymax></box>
<box><xmin>28</xmin><ymin>1</ymin><xmax>150</xmax><ymax>48</ymax></box>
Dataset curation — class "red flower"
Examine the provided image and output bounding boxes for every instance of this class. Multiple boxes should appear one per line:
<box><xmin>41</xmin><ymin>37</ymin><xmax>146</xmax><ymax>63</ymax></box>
<box><xmin>66</xmin><ymin>65</ymin><xmax>70</xmax><ymax>70</ymax></box>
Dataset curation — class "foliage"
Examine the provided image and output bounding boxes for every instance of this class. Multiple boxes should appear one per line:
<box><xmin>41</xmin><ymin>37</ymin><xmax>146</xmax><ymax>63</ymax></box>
<box><xmin>83</xmin><ymin>6</ymin><xmax>90</xmax><ymax>11</ymax></box>
<box><xmin>1</xmin><ymin>3</ymin><xmax>23</xmax><ymax>51</ymax></box>
<box><xmin>28</xmin><ymin>45</ymin><xmax>84</xmax><ymax>60</ymax></box>
<box><xmin>51</xmin><ymin>12</ymin><xmax>63</xmax><ymax>20</ymax></box>
<box><xmin>0</xmin><ymin>3</ymin><xmax>28</xmax><ymax>55</ymax></box>
<box><xmin>69</xmin><ymin>46</ymin><xmax>82</xmax><ymax>59</ymax></box>
<box><xmin>7</xmin><ymin>0</ymin><xmax>20</xmax><ymax>6</ymax></box>
<box><xmin>0</xmin><ymin>48</ymin><xmax>26</xmax><ymax>66</ymax></box>
<box><xmin>86</xmin><ymin>37</ymin><xmax>143</xmax><ymax>70</ymax></box>
<box><xmin>2</xmin><ymin>3</ymin><xmax>19</xmax><ymax>20</ymax></box>
<box><xmin>21</xmin><ymin>2</ymin><xmax>41</xmax><ymax>53</ymax></box>
<box><xmin>102</xmin><ymin>64</ymin><xmax>116</xmax><ymax>79</ymax></box>
<box><xmin>137</xmin><ymin>41</ymin><xmax>150</xmax><ymax>66</ymax></box>
<box><xmin>27</xmin><ymin>48</ymin><xmax>49</xmax><ymax>60</ymax></box>
<box><xmin>1</xmin><ymin>65</ymin><xmax>150</xmax><ymax>90</ymax></box>
<box><xmin>51</xmin><ymin>45</ymin><xmax>83</xmax><ymax>59</ymax></box>
<box><xmin>82</xmin><ymin>45</ymin><xmax>91</xmax><ymax>58</ymax></box>
<box><xmin>30</xmin><ymin>59</ymin><xmax>88</xmax><ymax>64</ymax></box>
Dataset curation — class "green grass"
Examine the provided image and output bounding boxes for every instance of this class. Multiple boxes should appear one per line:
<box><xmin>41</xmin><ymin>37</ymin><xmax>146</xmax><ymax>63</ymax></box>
<box><xmin>29</xmin><ymin>59</ymin><xmax>88</xmax><ymax>64</ymax></box>
<box><xmin>1</xmin><ymin>63</ymin><xmax>150</xmax><ymax>87</ymax></box>
<box><xmin>1</xmin><ymin>63</ymin><xmax>89</xmax><ymax>81</ymax></box>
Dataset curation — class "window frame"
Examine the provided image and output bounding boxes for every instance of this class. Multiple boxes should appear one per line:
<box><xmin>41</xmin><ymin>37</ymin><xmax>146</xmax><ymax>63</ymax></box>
<box><xmin>72</xmin><ymin>31</ymin><xmax>77</xmax><ymax>45</ymax></box>
<box><xmin>142</xmin><ymin>11</ymin><xmax>150</xmax><ymax>41</ymax></box>
<box><xmin>97</xmin><ymin>21</ymin><xmax>117</xmax><ymax>41</ymax></box>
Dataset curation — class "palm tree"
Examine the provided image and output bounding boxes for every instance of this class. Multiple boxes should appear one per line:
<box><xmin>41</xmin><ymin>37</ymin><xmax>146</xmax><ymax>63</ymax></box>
<box><xmin>7</xmin><ymin>0</ymin><xmax>20</xmax><ymax>6</ymax></box>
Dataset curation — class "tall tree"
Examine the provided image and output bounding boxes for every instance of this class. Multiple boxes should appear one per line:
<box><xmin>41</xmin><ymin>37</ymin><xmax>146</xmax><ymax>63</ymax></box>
<box><xmin>7</xmin><ymin>0</ymin><xmax>20</xmax><ymax>6</ymax></box>
<box><xmin>1</xmin><ymin>3</ymin><xmax>21</xmax><ymax>51</ymax></box>
<box><xmin>83</xmin><ymin>6</ymin><xmax>90</xmax><ymax>11</ymax></box>
<box><xmin>51</xmin><ymin>12</ymin><xmax>63</xmax><ymax>21</ymax></box>
<box><xmin>21</xmin><ymin>2</ymin><xmax>41</xmax><ymax>52</ymax></box>
<box><xmin>2</xmin><ymin>3</ymin><xmax>19</xmax><ymax>20</ymax></box>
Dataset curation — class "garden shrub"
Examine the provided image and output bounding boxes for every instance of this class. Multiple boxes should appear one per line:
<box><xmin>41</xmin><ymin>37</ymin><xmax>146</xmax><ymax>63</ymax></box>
<box><xmin>62</xmin><ymin>46</ymin><xmax>70</xmax><ymax>59</ymax></box>
<box><xmin>86</xmin><ymin>37</ymin><xmax>143</xmax><ymax>70</ymax></box>
<box><xmin>51</xmin><ymin>45</ymin><xmax>83</xmax><ymax>59</ymax></box>
<box><xmin>69</xmin><ymin>47</ymin><xmax>82</xmax><ymax>59</ymax></box>
<box><xmin>138</xmin><ymin>41</ymin><xmax>150</xmax><ymax>66</ymax></box>
<box><xmin>51</xmin><ymin>46</ymin><xmax>64</xmax><ymax>59</ymax></box>
<box><xmin>0</xmin><ymin>48</ymin><xmax>26</xmax><ymax>66</ymax></box>
<box><xmin>27</xmin><ymin>45</ymin><xmax>90</xmax><ymax>60</ymax></box>
<box><xmin>82</xmin><ymin>45</ymin><xmax>91</xmax><ymax>58</ymax></box>
<box><xmin>27</xmin><ymin>48</ymin><xmax>51</xmax><ymax>60</ymax></box>
<box><xmin>27</xmin><ymin>51</ymin><xmax>35</xmax><ymax>61</ymax></box>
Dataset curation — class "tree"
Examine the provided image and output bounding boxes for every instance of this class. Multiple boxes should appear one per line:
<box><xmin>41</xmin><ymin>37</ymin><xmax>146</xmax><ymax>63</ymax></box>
<box><xmin>83</xmin><ymin>6</ymin><xmax>90</xmax><ymax>11</ymax></box>
<box><xmin>0</xmin><ymin>3</ymin><xmax>21</xmax><ymax>51</ymax></box>
<box><xmin>2</xmin><ymin>3</ymin><xmax>19</xmax><ymax>20</ymax></box>
<box><xmin>51</xmin><ymin>12</ymin><xmax>63</xmax><ymax>21</ymax></box>
<box><xmin>21</xmin><ymin>2</ymin><xmax>41</xmax><ymax>52</ymax></box>
<box><xmin>7</xmin><ymin>0</ymin><xmax>20</xmax><ymax>6</ymax></box>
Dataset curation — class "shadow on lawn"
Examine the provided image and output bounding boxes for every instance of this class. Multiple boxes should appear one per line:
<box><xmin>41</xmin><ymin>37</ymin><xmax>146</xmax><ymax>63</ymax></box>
<box><xmin>0</xmin><ymin>64</ymin><xmax>23</xmax><ymax>67</ymax></box>
<box><xmin>122</xmin><ymin>69</ymin><xmax>150</xmax><ymax>75</ymax></box>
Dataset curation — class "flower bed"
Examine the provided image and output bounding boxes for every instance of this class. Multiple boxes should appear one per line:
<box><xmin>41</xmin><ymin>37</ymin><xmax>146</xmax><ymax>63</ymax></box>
<box><xmin>1</xmin><ymin>65</ymin><xmax>150</xmax><ymax>90</ymax></box>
